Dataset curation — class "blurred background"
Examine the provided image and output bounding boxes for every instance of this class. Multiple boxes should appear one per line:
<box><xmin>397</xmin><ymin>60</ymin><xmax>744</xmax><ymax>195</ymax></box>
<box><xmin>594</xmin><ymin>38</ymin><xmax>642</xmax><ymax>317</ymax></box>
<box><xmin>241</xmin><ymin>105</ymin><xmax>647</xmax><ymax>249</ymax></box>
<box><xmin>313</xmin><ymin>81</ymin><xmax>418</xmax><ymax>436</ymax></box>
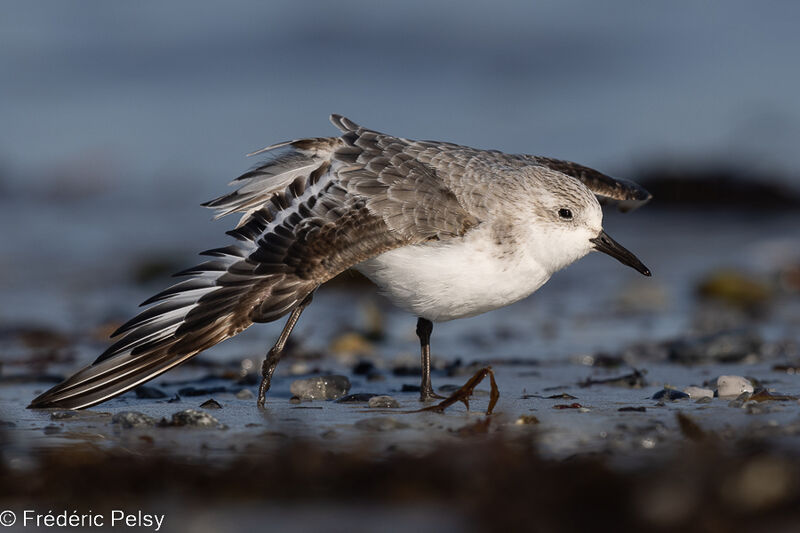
<box><xmin>2</xmin><ymin>0</ymin><xmax>799</xmax><ymax>332</ymax></box>
<box><xmin>2</xmin><ymin>3</ymin><xmax>800</xmax><ymax>531</ymax></box>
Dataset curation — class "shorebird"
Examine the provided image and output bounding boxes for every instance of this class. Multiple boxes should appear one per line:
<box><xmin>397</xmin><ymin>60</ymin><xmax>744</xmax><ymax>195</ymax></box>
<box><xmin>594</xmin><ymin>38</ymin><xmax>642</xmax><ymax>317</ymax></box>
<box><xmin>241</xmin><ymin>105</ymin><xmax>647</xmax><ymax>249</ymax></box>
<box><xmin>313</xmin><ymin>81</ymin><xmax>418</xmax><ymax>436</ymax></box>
<box><xmin>29</xmin><ymin>115</ymin><xmax>651</xmax><ymax>410</ymax></box>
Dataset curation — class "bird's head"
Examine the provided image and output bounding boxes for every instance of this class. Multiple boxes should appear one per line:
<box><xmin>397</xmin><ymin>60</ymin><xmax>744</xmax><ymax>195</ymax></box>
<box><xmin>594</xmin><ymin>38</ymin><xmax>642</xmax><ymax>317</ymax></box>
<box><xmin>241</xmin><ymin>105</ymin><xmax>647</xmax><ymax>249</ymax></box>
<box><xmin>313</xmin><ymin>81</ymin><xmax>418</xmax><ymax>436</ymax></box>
<box><xmin>518</xmin><ymin>167</ymin><xmax>651</xmax><ymax>277</ymax></box>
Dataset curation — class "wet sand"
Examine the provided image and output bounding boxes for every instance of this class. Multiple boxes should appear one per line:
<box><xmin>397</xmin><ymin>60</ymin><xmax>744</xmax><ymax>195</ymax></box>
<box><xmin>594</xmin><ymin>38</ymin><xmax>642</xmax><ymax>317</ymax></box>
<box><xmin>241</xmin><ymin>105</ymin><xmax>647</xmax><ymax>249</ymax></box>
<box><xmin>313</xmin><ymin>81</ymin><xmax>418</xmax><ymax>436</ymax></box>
<box><xmin>1</xmin><ymin>209</ymin><xmax>800</xmax><ymax>532</ymax></box>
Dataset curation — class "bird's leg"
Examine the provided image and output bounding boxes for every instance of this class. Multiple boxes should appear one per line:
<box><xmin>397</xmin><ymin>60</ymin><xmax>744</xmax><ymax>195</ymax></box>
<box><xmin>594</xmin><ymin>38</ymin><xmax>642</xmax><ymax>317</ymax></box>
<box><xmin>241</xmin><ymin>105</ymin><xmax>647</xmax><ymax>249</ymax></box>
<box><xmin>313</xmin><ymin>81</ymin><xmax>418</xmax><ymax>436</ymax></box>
<box><xmin>257</xmin><ymin>291</ymin><xmax>315</xmax><ymax>407</ymax></box>
<box><xmin>416</xmin><ymin>317</ymin><xmax>443</xmax><ymax>401</ymax></box>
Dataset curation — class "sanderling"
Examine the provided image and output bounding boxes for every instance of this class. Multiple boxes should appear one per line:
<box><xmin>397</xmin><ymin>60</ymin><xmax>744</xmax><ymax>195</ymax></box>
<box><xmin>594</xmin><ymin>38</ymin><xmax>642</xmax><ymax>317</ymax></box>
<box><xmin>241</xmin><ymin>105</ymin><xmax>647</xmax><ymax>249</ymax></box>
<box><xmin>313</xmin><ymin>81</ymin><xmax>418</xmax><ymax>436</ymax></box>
<box><xmin>29</xmin><ymin>115</ymin><xmax>651</xmax><ymax>409</ymax></box>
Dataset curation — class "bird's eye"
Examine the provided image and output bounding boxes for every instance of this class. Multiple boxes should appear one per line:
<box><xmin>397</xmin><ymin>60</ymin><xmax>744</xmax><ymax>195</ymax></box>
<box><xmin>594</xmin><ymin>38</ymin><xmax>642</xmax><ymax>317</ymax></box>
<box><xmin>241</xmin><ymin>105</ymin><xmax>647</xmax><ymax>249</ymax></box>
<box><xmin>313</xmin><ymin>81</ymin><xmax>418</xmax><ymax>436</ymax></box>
<box><xmin>558</xmin><ymin>208</ymin><xmax>573</xmax><ymax>220</ymax></box>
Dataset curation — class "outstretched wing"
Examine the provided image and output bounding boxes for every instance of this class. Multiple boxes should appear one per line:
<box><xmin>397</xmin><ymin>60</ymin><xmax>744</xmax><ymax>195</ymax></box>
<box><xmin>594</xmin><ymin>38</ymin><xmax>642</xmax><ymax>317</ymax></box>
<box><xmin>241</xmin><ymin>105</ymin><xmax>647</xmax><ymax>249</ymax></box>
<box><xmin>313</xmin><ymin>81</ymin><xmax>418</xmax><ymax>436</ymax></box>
<box><xmin>530</xmin><ymin>156</ymin><xmax>652</xmax><ymax>212</ymax></box>
<box><xmin>28</xmin><ymin>116</ymin><xmax>479</xmax><ymax>409</ymax></box>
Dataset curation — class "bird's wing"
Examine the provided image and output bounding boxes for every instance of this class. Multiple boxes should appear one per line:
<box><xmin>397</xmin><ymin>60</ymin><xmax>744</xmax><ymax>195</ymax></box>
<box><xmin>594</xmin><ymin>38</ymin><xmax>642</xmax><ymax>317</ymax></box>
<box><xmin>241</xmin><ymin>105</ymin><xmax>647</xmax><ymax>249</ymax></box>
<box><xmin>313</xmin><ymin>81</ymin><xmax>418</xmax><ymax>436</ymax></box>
<box><xmin>529</xmin><ymin>156</ymin><xmax>652</xmax><ymax>212</ymax></box>
<box><xmin>29</xmin><ymin>115</ymin><xmax>478</xmax><ymax>410</ymax></box>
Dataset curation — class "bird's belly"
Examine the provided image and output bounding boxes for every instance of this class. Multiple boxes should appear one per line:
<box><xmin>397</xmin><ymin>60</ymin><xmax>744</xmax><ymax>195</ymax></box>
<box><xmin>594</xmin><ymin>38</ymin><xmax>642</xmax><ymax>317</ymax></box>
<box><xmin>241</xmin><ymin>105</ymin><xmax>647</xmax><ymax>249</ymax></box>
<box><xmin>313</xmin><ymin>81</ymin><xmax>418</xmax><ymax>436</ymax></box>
<box><xmin>354</xmin><ymin>238</ymin><xmax>550</xmax><ymax>322</ymax></box>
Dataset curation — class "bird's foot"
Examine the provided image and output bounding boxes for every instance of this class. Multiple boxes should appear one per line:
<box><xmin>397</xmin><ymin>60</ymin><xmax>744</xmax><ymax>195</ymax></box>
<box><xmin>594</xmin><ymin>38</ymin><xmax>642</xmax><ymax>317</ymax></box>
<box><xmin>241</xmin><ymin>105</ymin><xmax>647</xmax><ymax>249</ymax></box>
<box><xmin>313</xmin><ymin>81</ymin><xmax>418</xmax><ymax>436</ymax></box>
<box><xmin>419</xmin><ymin>387</ymin><xmax>445</xmax><ymax>401</ymax></box>
<box><xmin>257</xmin><ymin>356</ymin><xmax>275</xmax><ymax>408</ymax></box>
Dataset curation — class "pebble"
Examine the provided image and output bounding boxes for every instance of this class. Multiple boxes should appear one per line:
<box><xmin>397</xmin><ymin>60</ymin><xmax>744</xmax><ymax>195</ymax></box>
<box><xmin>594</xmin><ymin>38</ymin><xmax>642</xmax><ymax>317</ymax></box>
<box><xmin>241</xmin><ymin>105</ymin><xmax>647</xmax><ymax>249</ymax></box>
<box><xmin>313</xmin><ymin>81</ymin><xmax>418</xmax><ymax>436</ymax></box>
<box><xmin>354</xmin><ymin>417</ymin><xmax>409</xmax><ymax>432</ymax></box>
<box><xmin>652</xmin><ymin>389</ymin><xmax>690</xmax><ymax>401</ymax></box>
<box><xmin>717</xmin><ymin>375</ymin><xmax>754</xmax><ymax>398</ymax></box>
<box><xmin>335</xmin><ymin>393</ymin><xmax>377</xmax><ymax>403</ymax></box>
<box><xmin>683</xmin><ymin>386</ymin><xmax>714</xmax><ymax>400</ymax></box>
<box><xmin>728</xmin><ymin>392</ymin><xmax>753</xmax><ymax>408</ymax></box>
<box><xmin>235</xmin><ymin>388</ymin><xmax>254</xmax><ymax>400</ymax></box>
<box><xmin>112</xmin><ymin>411</ymin><xmax>156</xmax><ymax>429</ymax></box>
<box><xmin>199</xmin><ymin>399</ymin><xmax>222</xmax><ymax>409</ymax></box>
<box><xmin>134</xmin><ymin>385</ymin><xmax>168</xmax><ymax>399</ymax></box>
<box><xmin>368</xmin><ymin>395</ymin><xmax>400</xmax><ymax>408</ymax></box>
<box><xmin>515</xmin><ymin>415</ymin><xmax>540</xmax><ymax>425</ymax></box>
<box><xmin>168</xmin><ymin>409</ymin><xmax>221</xmax><ymax>428</ymax></box>
<box><xmin>290</xmin><ymin>375</ymin><xmax>351</xmax><ymax>400</ymax></box>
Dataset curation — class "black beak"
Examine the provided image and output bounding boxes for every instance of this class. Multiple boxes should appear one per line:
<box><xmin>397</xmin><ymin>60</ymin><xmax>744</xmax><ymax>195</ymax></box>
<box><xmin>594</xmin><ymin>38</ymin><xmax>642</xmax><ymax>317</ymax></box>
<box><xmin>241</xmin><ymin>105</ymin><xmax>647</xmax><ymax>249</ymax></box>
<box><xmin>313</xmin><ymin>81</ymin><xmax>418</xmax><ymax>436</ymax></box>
<box><xmin>590</xmin><ymin>230</ymin><xmax>651</xmax><ymax>276</ymax></box>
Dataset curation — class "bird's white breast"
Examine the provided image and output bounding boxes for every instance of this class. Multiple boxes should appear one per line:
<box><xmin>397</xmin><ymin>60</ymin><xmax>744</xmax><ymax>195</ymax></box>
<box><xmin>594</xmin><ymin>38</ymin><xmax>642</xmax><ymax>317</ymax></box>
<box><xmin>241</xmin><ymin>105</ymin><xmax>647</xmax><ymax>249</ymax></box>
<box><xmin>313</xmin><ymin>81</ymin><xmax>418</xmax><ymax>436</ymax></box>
<box><xmin>354</xmin><ymin>225</ymin><xmax>551</xmax><ymax>322</ymax></box>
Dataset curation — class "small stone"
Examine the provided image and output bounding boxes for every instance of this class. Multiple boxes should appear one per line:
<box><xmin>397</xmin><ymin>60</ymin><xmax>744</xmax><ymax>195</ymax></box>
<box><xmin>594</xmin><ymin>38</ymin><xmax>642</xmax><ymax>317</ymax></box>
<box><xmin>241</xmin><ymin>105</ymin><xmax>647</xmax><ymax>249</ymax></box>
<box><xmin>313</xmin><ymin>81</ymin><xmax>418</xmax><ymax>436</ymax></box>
<box><xmin>695</xmin><ymin>396</ymin><xmax>713</xmax><ymax>404</ymax></box>
<box><xmin>134</xmin><ymin>385</ymin><xmax>168</xmax><ymax>399</ymax></box>
<box><xmin>366</xmin><ymin>373</ymin><xmax>385</xmax><ymax>382</ymax></box>
<box><xmin>683</xmin><ymin>386</ymin><xmax>714</xmax><ymax>400</ymax></box>
<box><xmin>168</xmin><ymin>409</ymin><xmax>220</xmax><ymax>428</ymax></box>
<box><xmin>401</xmin><ymin>384</ymin><xmax>421</xmax><ymax>392</ymax></box>
<box><xmin>728</xmin><ymin>392</ymin><xmax>753</xmax><ymax>408</ymax></box>
<box><xmin>112</xmin><ymin>411</ymin><xmax>157</xmax><ymax>429</ymax></box>
<box><xmin>652</xmin><ymin>389</ymin><xmax>690</xmax><ymax>401</ymax></box>
<box><xmin>336</xmin><ymin>393</ymin><xmax>378</xmax><ymax>403</ymax></box>
<box><xmin>290</xmin><ymin>375</ymin><xmax>351</xmax><ymax>400</ymax></box>
<box><xmin>354</xmin><ymin>417</ymin><xmax>409</xmax><ymax>431</ymax></box>
<box><xmin>515</xmin><ymin>415</ymin><xmax>540</xmax><ymax>425</ymax></box>
<box><xmin>43</xmin><ymin>425</ymin><xmax>61</xmax><ymax>434</ymax></box>
<box><xmin>199</xmin><ymin>399</ymin><xmax>222</xmax><ymax>409</ymax></box>
<box><xmin>717</xmin><ymin>375</ymin><xmax>754</xmax><ymax>398</ymax></box>
<box><xmin>235</xmin><ymin>389</ymin><xmax>254</xmax><ymax>400</ymax></box>
<box><xmin>289</xmin><ymin>396</ymin><xmax>302</xmax><ymax>404</ymax></box>
<box><xmin>368</xmin><ymin>395</ymin><xmax>400</xmax><ymax>408</ymax></box>
<box><xmin>618</xmin><ymin>406</ymin><xmax>647</xmax><ymax>412</ymax></box>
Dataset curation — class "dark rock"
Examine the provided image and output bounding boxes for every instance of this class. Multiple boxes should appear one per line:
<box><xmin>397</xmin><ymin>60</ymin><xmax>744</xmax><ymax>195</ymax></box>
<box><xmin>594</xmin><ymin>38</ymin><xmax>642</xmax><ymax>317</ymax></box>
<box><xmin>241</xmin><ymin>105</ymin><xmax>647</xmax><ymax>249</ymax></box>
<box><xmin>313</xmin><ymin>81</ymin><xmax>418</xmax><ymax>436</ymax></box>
<box><xmin>401</xmin><ymin>384</ymin><xmax>421</xmax><ymax>392</ymax></box>
<box><xmin>43</xmin><ymin>425</ymin><xmax>61</xmax><ymax>434</ymax></box>
<box><xmin>580</xmin><ymin>368</ymin><xmax>647</xmax><ymax>388</ymax></box>
<box><xmin>135</xmin><ymin>385</ymin><xmax>168</xmax><ymax>399</ymax></box>
<box><xmin>199</xmin><ymin>399</ymin><xmax>222</xmax><ymax>409</ymax></box>
<box><xmin>652</xmin><ymin>389</ymin><xmax>690</xmax><ymax>401</ymax></box>
<box><xmin>618</xmin><ymin>406</ymin><xmax>647</xmax><ymax>412</ymax></box>
<box><xmin>112</xmin><ymin>411</ymin><xmax>157</xmax><ymax>429</ymax></box>
<box><xmin>335</xmin><ymin>393</ymin><xmax>378</xmax><ymax>403</ymax></box>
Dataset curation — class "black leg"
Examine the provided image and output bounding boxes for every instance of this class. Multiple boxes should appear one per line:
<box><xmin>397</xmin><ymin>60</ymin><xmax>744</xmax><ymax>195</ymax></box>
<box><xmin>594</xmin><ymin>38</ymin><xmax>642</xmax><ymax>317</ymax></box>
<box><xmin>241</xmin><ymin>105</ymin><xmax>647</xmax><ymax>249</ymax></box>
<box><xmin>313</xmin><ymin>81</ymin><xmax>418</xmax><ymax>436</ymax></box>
<box><xmin>257</xmin><ymin>291</ymin><xmax>315</xmax><ymax>407</ymax></box>
<box><xmin>416</xmin><ymin>317</ymin><xmax>443</xmax><ymax>401</ymax></box>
